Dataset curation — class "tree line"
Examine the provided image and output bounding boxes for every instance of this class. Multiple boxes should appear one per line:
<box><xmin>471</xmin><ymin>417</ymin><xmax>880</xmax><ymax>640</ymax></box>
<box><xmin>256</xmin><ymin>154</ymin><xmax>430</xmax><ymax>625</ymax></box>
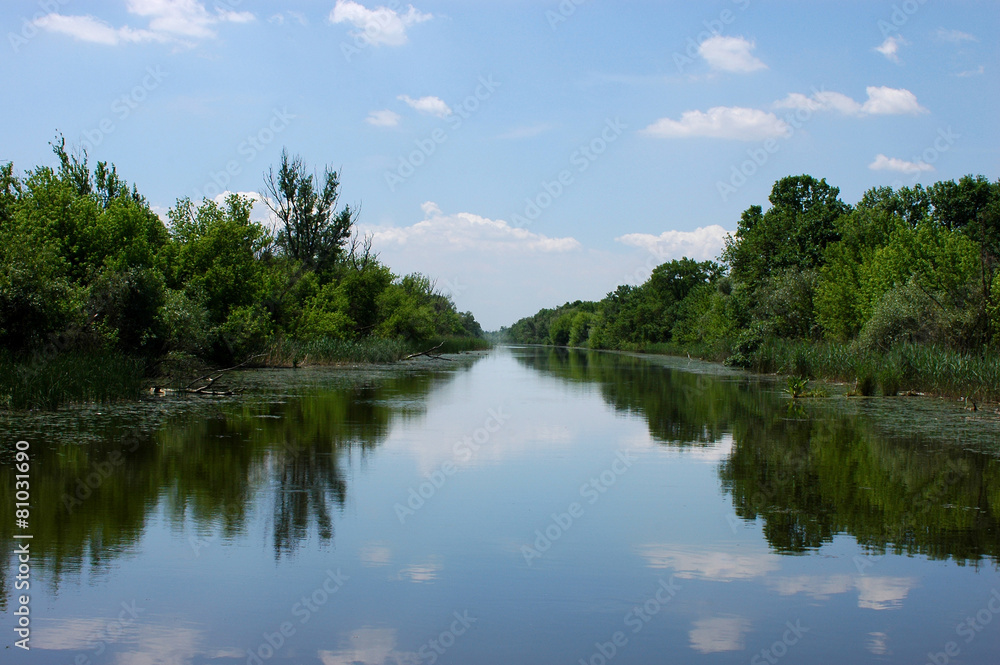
<box><xmin>503</xmin><ymin>174</ymin><xmax>1000</xmax><ymax>394</ymax></box>
<box><xmin>0</xmin><ymin>139</ymin><xmax>484</xmax><ymax>373</ymax></box>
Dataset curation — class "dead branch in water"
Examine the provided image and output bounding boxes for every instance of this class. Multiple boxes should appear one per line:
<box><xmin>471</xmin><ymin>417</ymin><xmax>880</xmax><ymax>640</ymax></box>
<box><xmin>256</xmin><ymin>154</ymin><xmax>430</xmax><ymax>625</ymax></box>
<box><xmin>402</xmin><ymin>342</ymin><xmax>451</xmax><ymax>361</ymax></box>
<box><xmin>150</xmin><ymin>353</ymin><xmax>266</xmax><ymax>396</ymax></box>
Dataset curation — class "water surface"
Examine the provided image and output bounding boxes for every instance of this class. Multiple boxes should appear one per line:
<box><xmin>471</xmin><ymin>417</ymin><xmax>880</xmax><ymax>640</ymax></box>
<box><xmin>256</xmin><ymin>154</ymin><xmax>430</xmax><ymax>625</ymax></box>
<box><xmin>3</xmin><ymin>346</ymin><xmax>1000</xmax><ymax>664</ymax></box>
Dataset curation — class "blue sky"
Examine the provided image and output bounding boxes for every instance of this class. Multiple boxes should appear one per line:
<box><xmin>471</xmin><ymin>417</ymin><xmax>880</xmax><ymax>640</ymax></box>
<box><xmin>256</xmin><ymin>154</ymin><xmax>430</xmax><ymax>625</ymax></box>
<box><xmin>2</xmin><ymin>0</ymin><xmax>997</xmax><ymax>329</ymax></box>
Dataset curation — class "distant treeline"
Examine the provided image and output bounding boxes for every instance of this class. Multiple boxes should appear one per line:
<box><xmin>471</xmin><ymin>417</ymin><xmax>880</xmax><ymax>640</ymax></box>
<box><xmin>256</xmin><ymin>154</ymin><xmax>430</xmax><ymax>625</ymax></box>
<box><xmin>502</xmin><ymin>174</ymin><xmax>1000</xmax><ymax>399</ymax></box>
<box><xmin>0</xmin><ymin>139</ymin><xmax>485</xmax><ymax>406</ymax></box>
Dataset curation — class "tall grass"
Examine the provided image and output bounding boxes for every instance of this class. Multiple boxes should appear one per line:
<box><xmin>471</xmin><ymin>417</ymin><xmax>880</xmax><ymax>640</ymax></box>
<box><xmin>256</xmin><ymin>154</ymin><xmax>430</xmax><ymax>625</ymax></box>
<box><xmin>263</xmin><ymin>336</ymin><xmax>491</xmax><ymax>366</ymax></box>
<box><xmin>626</xmin><ymin>340</ymin><xmax>729</xmax><ymax>362</ymax></box>
<box><xmin>0</xmin><ymin>350</ymin><xmax>147</xmax><ymax>410</ymax></box>
<box><xmin>740</xmin><ymin>339</ymin><xmax>1000</xmax><ymax>401</ymax></box>
<box><xmin>264</xmin><ymin>337</ymin><xmax>409</xmax><ymax>365</ymax></box>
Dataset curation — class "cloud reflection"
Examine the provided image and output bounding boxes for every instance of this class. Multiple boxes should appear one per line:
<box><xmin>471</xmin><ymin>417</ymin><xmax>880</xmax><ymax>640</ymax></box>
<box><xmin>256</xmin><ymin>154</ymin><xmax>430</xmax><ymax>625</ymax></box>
<box><xmin>689</xmin><ymin>616</ymin><xmax>750</xmax><ymax>653</ymax></box>
<box><xmin>637</xmin><ymin>545</ymin><xmax>780</xmax><ymax>581</ymax></box>
<box><xmin>770</xmin><ymin>574</ymin><xmax>916</xmax><ymax>610</ymax></box>
<box><xmin>318</xmin><ymin>628</ymin><xmax>412</xmax><ymax>665</ymax></box>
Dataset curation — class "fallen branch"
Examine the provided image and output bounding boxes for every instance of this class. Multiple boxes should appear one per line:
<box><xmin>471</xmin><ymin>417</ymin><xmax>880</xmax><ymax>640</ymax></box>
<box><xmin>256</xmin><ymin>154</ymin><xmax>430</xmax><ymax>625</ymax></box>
<box><xmin>402</xmin><ymin>342</ymin><xmax>451</xmax><ymax>361</ymax></box>
<box><xmin>165</xmin><ymin>353</ymin><xmax>266</xmax><ymax>395</ymax></box>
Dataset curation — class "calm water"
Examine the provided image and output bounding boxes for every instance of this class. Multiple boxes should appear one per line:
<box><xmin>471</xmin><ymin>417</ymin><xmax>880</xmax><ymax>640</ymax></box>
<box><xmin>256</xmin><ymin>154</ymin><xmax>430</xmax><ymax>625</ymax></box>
<box><xmin>3</xmin><ymin>346</ymin><xmax>1000</xmax><ymax>664</ymax></box>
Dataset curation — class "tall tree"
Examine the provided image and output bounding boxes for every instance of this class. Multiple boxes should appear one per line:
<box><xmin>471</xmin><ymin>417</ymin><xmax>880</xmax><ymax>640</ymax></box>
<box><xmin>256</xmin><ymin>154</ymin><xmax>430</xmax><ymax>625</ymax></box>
<box><xmin>724</xmin><ymin>175</ymin><xmax>849</xmax><ymax>284</ymax></box>
<box><xmin>263</xmin><ymin>149</ymin><xmax>355</xmax><ymax>273</ymax></box>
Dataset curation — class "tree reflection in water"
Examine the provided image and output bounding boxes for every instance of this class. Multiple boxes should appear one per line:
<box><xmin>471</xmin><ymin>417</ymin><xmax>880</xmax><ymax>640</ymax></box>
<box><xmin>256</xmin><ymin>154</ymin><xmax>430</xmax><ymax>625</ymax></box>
<box><xmin>0</xmin><ymin>366</ymin><xmax>467</xmax><ymax>588</ymax></box>
<box><xmin>517</xmin><ymin>346</ymin><xmax>1000</xmax><ymax>565</ymax></box>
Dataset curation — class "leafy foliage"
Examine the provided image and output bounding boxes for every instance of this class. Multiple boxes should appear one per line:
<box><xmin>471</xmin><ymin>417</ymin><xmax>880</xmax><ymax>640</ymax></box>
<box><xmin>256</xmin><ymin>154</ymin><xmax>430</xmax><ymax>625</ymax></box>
<box><xmin>504</xmin><ymin>173</ymin><xmax>1000</xmax><ymax>398</ymax></box>
<box><xmin>0</xmin><ymin>143</ymin><xmax>486</xmax><ymax>406</ymax></box>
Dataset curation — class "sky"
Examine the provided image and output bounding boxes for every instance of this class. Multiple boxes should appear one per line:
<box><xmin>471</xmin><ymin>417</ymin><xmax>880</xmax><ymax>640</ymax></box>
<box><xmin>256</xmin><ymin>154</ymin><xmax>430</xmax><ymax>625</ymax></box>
<box><xmin>1</xmin><ymin>0</ymin><xmax>997</xmax><ymax>330</ymax></box>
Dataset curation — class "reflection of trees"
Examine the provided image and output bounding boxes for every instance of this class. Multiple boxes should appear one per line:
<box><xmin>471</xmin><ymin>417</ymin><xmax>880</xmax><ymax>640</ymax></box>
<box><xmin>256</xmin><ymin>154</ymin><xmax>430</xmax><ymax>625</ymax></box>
<box><xmin>515</xmin><ymin>347</ymin><xmax>1000</xmax><ymax>565</ymax></box>
<box><xmin>514</xmin><ymin>347</ymin><xmax>767</xmax><ymax>445</ymax></box>
<box><xmin>721</xmin><ymin>412</ymin><xmax>1000</xmax><ymax>563</ymax></box>
<box><xmin>0</xmin><ymin>421</ymin><xmax>162</xmax><ymax>591</ymax></box>
<box><xmin>0</xmin><ymin>366</ymin><xmax>466</xmax><ymax>591</ymax></box>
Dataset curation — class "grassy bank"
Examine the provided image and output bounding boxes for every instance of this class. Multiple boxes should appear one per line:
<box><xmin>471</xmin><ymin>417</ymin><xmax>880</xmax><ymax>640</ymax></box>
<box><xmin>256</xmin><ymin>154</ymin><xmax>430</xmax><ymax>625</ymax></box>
<box><xmin>741</xmin><ymin>339</ymin><xmax>1000</xmax><ymax>402</ymax></box>
<box><xmin>1</xmin><ymin>336</ymin><xmax>492</xmax><ymax>410</ymax></box>
<box><xmin>263</xmin><ymin>335</ymin><xmax>491</xmax><ymax>367</ymax></box>
<box><xmin>0</xmin><ymin>350</ymin><xmax>147</xmax><ymax>410</ymax></box>
<box><xmin>622</xmin><ymin>338</ymin><xmax>1000</xmax><ymax>403</ymax></box>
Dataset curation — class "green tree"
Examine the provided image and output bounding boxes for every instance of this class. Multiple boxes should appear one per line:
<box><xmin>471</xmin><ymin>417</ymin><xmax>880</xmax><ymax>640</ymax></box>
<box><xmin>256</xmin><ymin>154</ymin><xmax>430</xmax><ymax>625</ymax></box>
<box><xmin>263</xmin><ymin>150</ymin><xmax>355</xmax><ymax>274</ymax></box>
<box><xmin>166</xmin><ymin>194</ymin><xmax>274</xmax><ymax>359</ymax></box>
<box><xmin>724</xmin><ymin>175</ymin><xmax>849</xmax><ymax>284</ymax></box>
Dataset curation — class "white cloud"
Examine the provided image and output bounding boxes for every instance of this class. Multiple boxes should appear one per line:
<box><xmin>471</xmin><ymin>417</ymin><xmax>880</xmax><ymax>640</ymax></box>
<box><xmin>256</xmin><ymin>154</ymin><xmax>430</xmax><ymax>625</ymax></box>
<box><xmin>398</xmin><ymin>94</ymin><xmax>452</xmax><ymax>118</ymax></box>
<box><xmin>34</xmin><ymin>0</ymin><xmax>253</xmax><ymax>45</ymax></box>
<box><xmin>774</xmin><ymin>86</ymin><xmax>926</xmax><ymax>116</ymax></box>
<box><xmin>366</xmin><ymin>109</ymin><xmax>401</xmax><ymax>127</ymax></box>
<box><xmin>862</xmin><ymin>86</ymin><xmax>927</xmax><ymax>114</ymax></box>
<box><xmin>367</xmin><ymin>203</ymin><xmax>580</xmax><ymax>253</ymax></box>
<box><xmin>869</xmin><ymin>154</ymin><xmax>934</xmax><ymax>174</ymax></box>
<box><xmin>269</xmin><ymin>11</ymin><xmax>308</xmax><ymax>26</ymax></box>
<box><xmin>359</xmin><ymin>204</ymin><xmax>650</xmax><ymax>330</ymax></box>
<box><xmin>615</xmin><ymin>225</ymin><xmax>730</xmax><ymax>262</ymax></box>
<box><xmin>642</xmin><ymin>106</ymin><xmax>790</xmax><ymax>141</ymax></box>
<box><xmin>956</xmin><ymin>65</ymin><xmax>985</xmax><ymax>78</ymax></box>
<box><xmin>689</xmin><ymin>617</ymin><xmax>750</xmax><ymax>654</ymax></box>
<box><xmin>329</xmin><ymin>0</ymin><xmax>432</xmax><ymax>47</ymax></box>
<box><xmin>773</xmin><ymin>90</ymin><xmax>862</xmax><ymax>115</ymax></box>
<box><xmin>33</xmin><ymin>14</ymin><xmax>166</xmax><ymax>45</ymax></box>
<box><xmin>127</xmin><ymin>0</ymin><xmax>252</xmax><ymax>38</ymax></box>
<box><xmin>875</xmin><ymin>35</ymin><xmax>906</xmax><ymax>63</ymax></box>
<box><xmin>697</xmin><ymin>35</ymin><xmax>767</xmax><ymax>73</ymax></box>
<box><xmin>935</xmin><ymin>28</ymin><xmax>977</xmax><ymax>43</ymax></box>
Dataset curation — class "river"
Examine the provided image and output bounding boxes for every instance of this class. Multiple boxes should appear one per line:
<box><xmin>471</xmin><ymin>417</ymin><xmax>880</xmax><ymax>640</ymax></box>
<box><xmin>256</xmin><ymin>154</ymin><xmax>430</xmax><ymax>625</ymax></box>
<box><xmin>2</xmin><ymin>346</ymin><xmax>1000</xmax><ymax>664</ymax></box>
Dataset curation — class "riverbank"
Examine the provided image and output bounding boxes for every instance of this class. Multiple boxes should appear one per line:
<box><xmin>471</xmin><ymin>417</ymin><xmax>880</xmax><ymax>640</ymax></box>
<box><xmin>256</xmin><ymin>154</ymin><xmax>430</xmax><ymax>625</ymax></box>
<box><xmin>621</xmin><ymin>338</ymin><xmax>1000</xmax><ymax>406</ymax></box>
<box><xmin>0</xmin><ymin>337</ymin><xmax>493</xmax><ymax>410</ymax></box>
<box><xmin>261</xmin><ymin>336</ymin><xmax>491</xmax><ymax>367</ymax></box>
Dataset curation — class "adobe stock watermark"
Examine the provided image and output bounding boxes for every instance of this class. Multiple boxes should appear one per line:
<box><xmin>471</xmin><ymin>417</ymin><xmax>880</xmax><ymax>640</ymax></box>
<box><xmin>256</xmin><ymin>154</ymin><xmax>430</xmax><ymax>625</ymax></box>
<box><xmin>394</xmin><ymin>406</ymin><xmax>510</xmax><ymax>524</ymax></box>
<box><xmin>891</xmin><ymin>126</ymin><xmax>960</xmax><ymax>183</ymax></box>
<box><xmin>852</xmin><ymin>456</ymin><xmax>968</xmax><ymax>573</ymax></box>
<box><xmin>414</xmin><ymin>610</ymin><xmax>478</xmax><ymax>664</ymax></box>
<box><xmin>672</xmin><ymin>0</ymin><xmax>754</xmax><ymax>73</ymax></box>
<box><xmin>62</xmin><ymin>432</ymin><xmax>144</xmax><ymax>514</ymax></box>
<box><xmin>384</xmin><ymin>75</ymin><xmax>501</xmax><ymax>192</ymax></box>
<box><xmin>878</xmin><ymin>0</ymin><xmax>929</xmax><ymax>38</ymax></box>
<box><xmin>619</xmin><ymin>244</ymin><xmax>672</xmax><ymax>288</ymax></box>
<box><xmin>66</xmin><ymin>600</ymin><xmax>145</xmax><ymax>665</ymax></box>
<box><xmin>750</xmin><ymin>620</ymin><xmax>810</xmax><ymax>665</ymax></box>
<box><xmin>716</xmin><ymin>88</ymin><xmax>825</xmax><ymax>203</ymax></box>
<box><xmin>192</xmin><ymin>107</ymin><xmax>295</xmax><ymax>202</ymax></box>
<box><xmin>7</xmin><ymin>0</ymin><xmax>72</xmax><ymax>53</ymax></box>
<box><xmin>245</xmin><ymin>568</ymin><xmax>349</xmax><ymax>664</ymax></box>
<box><xmin>510</xmin><ymin>118</ymin><xmax>626</xmax><ymax>229</ymax></box>
<box><xmin>924</xmin><ymin>589</ymin><xmax>1000</xmax><ymax>665</ymax></box>
<box><xmin>79</xmin><ymin>66</ymin><xmax>168</xmax><ymax>153</ymax></box>
<box><xmin>546</xmin><ymin>0</ymin><xmax>590</xmax><ymax>30</ymax></box>
<box><xmin>436</xmin><ymin>276</ymin><xmax>467</xmax><ymax>301</ymax></box>
<box><xmin>577</xmin><ymin>576</ymin><xmax>681</xmax><ymax>665</ymax></box>
<box><xmin>521</xmin><ymin>449</ymin><xmax>635</xmax><ymax>565</ymax></box>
